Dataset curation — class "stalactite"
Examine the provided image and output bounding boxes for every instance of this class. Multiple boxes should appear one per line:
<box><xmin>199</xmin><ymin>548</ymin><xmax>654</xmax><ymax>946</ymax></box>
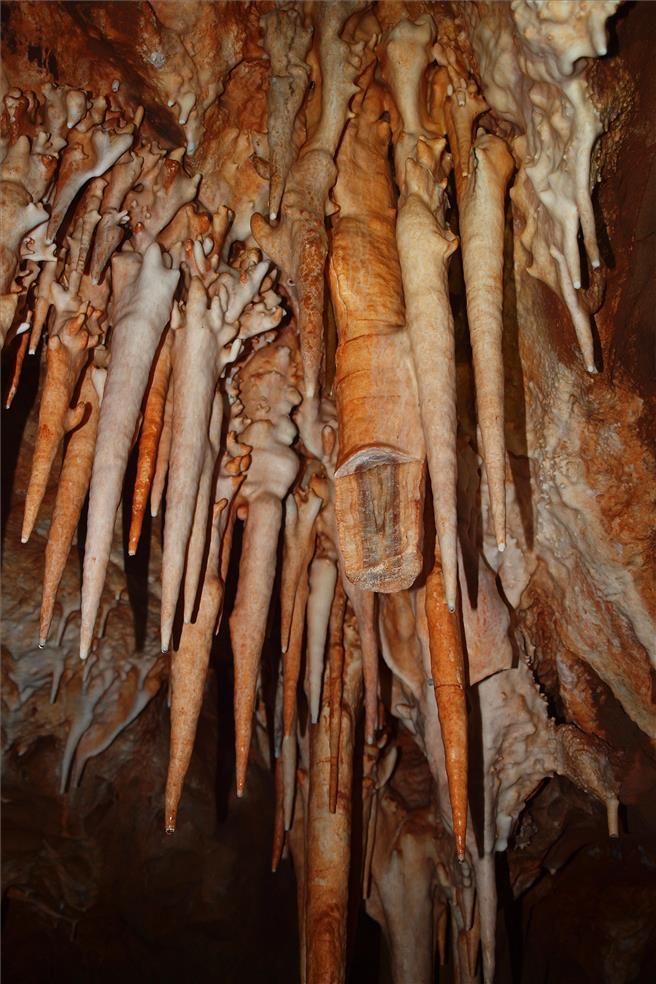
<box><xmin>329</xmin><ymin>78</ymin><xmax>426</xmax><ymax>593</ymax></box>
<box><xmin>425</xmin><ymin>560</ymin><xmax>468</xmax><ymax>863</ymax></box>
<box><xmin>127</xmin><ymin>328</ymin><xmax>172</xmax><ymax>556</ymax></box>
<box><xmin>39</xmin><ymin>360</ymin><xmax>106</xmax><ymax>647</ymax></box>
<box><xmin>22</xmin><ymin>304</ymin><xmax>96</xmax><ymax>543</ymax></box>
<box><xmin>80</xmin><ymin>242</ymin><xmax>179</xmax><ymax>660</ymax></box>
<box><xmin>165</xmin><ymin>500</ymin><xmax>228</xmax><ymax>834</ymax></box>
<box><xmin>261</xmin><ymin>3</ymin><xmax>312</xmax><ymax>222</ymax></box>
<box><xmin>305</xmin><ymin>608</ymin><xmax>362</xmax><ymax>984</ymax></box>
<box><xmin>1</xmin><ymin>2</ymin><xmax>633</xmax><ymax>979</ymax></box>
<box><xmin>252</xmin><ymin>1</ymin><xmax>363</xmax><ymax>401</ymax></box>
<box><xmin>229</xmin><ymin>334</ymin><xmax>302</xmax><ymax>797</ymax></box>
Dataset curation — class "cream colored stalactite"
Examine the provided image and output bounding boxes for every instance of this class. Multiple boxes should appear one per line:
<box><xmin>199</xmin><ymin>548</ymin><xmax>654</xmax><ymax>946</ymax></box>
<box><xmin>80</xmin><ymin>243</ymin><xmax>179</xmax><ymax>660</ymax></box>
<box><xmin>458</xmin><ymin>131</ymin><xmax>514</xmax><ymax>550</ymax></box>
<box><xmin>279</xmin><ymin>468</ymin><xmax>342</xmax><ymax>827</ymax></box>
<box><xmin>302</xmin><ymin>481</ymin><xmax>341</xmax><ymax>733</ymax></box>
<box><xmin>181</xmin><ymin>390</ymin><xmax>225</xmax><ymax>625</ymax></box>
<box><xmin>176</xmin><ymin>265</ymin><xmax>276</xmax><ymax>622</ymax></box>
<box><xmin>306</xmin><ymin>553</ymin><xmax>338</xmax><ymax>726</ymax></box>
<box><xmin>470</xmin><ymin>0</ymin><xmax>619</xmax><ymax>372</ymax></box>
<box><xmin>165</xmin><ymin>501</ymin><xmax>228</xmax><ymax>833</ymax></box>
<box><xmin>434</xmin><ymin>53</ymin><xmax>514</xmax><ymax>553</ymax></box>
<box><xmin>281</xmin><ymin>484</ymin><xmax>323</xmax><ymax>657</ymax></box>
<box><xmin>261</xmin><ymin>3</ymin><xmax>313</xmax><ymax>221</ymax></box>
<box><xmin>159</xmin><ymin>274</ymin><xmax>243</xmax><ymax>653</ymax></box>
<box><xmin>396</xmin><ymin>141</ymin><xmax>459</xmax><ymax>610</ymax></box>
<box><xmin>164</xmin><ymin>421</ymin><xmax>250</xmax><ymax>830</ymax></box>
<box><xmin>233</xmin><ymin>484</ymin><xmax>286</xmax><ymax>787</ymax></box>
<box><xmin>162</xmin><ymin>243</ymin><xmax>277</xmax><ymax>624</ymax></box>
<box><xmin>380</xmin><ymin>17</ymin><xmax>465</xmax><ymax>601</ymax></box>
<box><xmin>303</xmin><ymin>447</ymin><xmax>379</xmax><ymax>746</ymax></box>
<box><xmin>229</xmin><ymin>338</ymin><xmax>302</xmax><ymax>797</ymax></box>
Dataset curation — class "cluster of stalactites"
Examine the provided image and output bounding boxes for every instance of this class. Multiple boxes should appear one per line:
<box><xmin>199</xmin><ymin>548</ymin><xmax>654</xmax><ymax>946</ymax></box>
<box><xmin>464</xmin><ymin>0</ymin><xmax>621</xmax><ymax>372</ymax></box>
<box><xmin>0</xmin><ymin>3</ymin><xmax>623</xmax><ymax>983</ymax></box>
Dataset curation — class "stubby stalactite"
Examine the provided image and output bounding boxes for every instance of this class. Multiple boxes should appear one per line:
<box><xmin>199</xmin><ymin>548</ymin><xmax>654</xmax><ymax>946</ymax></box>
<box><xmin>2</xmin><ymin>2</ymin><xmax>655</xmax><ymax>983</ymax></box>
